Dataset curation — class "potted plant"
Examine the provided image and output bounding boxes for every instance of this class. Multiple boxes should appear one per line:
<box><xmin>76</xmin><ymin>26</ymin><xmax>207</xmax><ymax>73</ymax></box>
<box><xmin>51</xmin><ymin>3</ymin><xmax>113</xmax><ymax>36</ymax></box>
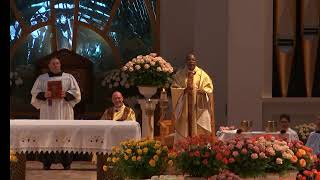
<box><xmin>121</xmin><ymin>53</ymin><xmax>174</xmax><ymax>99</ymax></box>
<box><xmin>104</xmin><ymin>138</ymin><xmax>173</xmax><ymax>179</ymax></box>
<box><xmin>225</xmin><ymin>136</ymin><xmax>270</xmax><ymax>178</ymax></box>
<box><xmin>174</xmin><ymin>135</ymin><xmax>227</xmax><ymax>179</ymax></box>
<box><xmin>290</xmin><ymin>141</ymin><xmax>317</xmax><ymax>171</ymax></box>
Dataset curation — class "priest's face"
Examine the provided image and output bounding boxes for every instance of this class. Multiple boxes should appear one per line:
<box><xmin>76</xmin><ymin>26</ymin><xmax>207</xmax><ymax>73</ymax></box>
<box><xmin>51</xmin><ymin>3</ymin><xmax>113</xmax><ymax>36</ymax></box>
<box><xmin>112</xmin><ymin>92</ymin><xmax>124</xmax><ymax>108</ymax></box>
<box><xmin>48</xmin><ymin>58</ymin><xmax>61</xmax><ymax>74</ymax></box>
<box><xmin>186</xmin><ymin>54</ymin><xmax>197</xmax><ymax>71</ymax></box>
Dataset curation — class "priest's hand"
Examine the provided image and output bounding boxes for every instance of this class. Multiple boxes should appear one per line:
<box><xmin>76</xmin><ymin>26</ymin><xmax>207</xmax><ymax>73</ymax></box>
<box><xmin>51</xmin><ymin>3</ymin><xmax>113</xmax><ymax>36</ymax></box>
<box><xmin>60</xmin><ymin>91</ymin><xmax>66</xmax><ymax>98</ymax></box>
<box><xmin>45</xmin><ymin>91</ymin><xmax>52</xmax><ymax>98</ymax></box>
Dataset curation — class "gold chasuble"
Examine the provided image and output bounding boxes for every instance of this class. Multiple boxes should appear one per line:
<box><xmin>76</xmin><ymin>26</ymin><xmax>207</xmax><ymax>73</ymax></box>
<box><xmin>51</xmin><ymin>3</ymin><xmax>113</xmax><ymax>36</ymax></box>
<box><xmin>171</xmin><ymin>66</ymin><xmax>215</xmax><ymax>142</ymax></box>
<box><xmin>100</xmin><ymin>104</ymin><xmax>136</xmax><ymax>121</ymax></box>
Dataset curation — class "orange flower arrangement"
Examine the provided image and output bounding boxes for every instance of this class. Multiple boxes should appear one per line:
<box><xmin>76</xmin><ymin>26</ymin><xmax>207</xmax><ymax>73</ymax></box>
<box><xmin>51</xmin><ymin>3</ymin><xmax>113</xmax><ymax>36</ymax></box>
<box><xmin>291</xmin><ymin>140</ymin><xmax>316</xmax><ymax>171</ymax></box>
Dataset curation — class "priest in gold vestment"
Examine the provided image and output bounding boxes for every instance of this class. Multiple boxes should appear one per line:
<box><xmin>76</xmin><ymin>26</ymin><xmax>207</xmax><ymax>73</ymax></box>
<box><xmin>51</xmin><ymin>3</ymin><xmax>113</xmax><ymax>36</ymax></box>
<box><xmin>171</xmin><ymin>53</ymin><xmax>214</xmax><ymax>142</ymax></box>
<box><xmin>100</xmin><ymin>91</ymin><xmax>136</xmax><ymax>121</ymax></box>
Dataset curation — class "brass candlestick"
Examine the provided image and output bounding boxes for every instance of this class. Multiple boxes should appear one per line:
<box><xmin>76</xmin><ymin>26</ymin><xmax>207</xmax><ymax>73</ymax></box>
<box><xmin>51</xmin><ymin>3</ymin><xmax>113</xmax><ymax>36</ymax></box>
<box><xmin>159</xmin><ymin>88</ymin><xmax>169</xmax><ymax>122</ymax></box>
<box><xmin>266</xmin><ymin>120</ymin><xmax>277</xmax><ymax>132</ymax></box>
<box><xmin>240</xmin><ymin>120</ymin><xmax>252</xmax><ymax>132</ymax></box>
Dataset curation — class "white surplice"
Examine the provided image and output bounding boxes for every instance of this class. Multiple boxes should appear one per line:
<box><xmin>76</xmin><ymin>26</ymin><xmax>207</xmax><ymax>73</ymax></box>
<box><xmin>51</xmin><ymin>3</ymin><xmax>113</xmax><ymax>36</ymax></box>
<box><xmin>31</xmin><ymin>72</ymin><xmax>81</xmax><ymax>120</ymax></box>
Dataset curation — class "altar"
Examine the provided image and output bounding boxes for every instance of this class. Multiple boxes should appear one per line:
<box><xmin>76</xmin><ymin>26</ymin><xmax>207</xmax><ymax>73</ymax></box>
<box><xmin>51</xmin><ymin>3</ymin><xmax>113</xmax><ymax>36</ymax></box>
<box><xmin>217</xmin><ymin>130</ymin><xmax>297</xmax><ymax>142</ymax></box>
<box><xmin>10</xmin><ymin>120</ymin><xmax>141</xmax><ymax>180</ymax></box>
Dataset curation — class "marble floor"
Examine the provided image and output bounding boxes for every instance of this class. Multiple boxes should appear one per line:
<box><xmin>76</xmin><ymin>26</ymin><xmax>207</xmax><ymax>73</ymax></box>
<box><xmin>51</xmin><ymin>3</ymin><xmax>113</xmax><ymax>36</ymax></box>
<box><xmin>26</xmin><ymin>161</ymin><xmax>97</xmax><ymax>180</ymax></box>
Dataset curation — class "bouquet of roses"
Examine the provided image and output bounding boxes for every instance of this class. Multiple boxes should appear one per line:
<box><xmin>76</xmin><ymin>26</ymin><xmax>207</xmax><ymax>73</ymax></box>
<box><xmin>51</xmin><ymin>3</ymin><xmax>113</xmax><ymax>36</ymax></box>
<box><xmin>101</xmin><ymin>69</ymin><xmax>131</xmax><ymax>89</ymax></box>
<box><xmin>121</xmin><ymin>53</ymin><xmax>174</xmax><ymax>87</ymax></box>
<box><xmin>290</xmin><ymin>140</ymin><xmax>317</xmax><ymax>171</ymax></box>
<box><xmin>258</xmin><ymin>136</ymin><xmax>296</xmax><ymax>174</ymax></box>
<box><xmin>103</xmin><ymin>138</ymin><xmax>173</xmax><ymax>179</ymax></box>
<box><xmin>225</xmin><ymin>136</ymin><xmax>271</xmax><ymax>178</ymax></box>
<box><xmin>294</xmin><ymin>123</ymin><xmax>317</xmax><ymax>143</ymax></box>
<box><xmin>174</xmin><ymin>135</ymin><xmax>227</xmax><ymax>178</ymax></box>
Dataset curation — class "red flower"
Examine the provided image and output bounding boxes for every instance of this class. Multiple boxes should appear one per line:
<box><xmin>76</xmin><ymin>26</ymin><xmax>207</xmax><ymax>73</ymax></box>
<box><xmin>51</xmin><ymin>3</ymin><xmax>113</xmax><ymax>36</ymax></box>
<box><xmin>223</xmin><ymin>158</ymin><xmax>229</xmax><ymax>165</ymax></box>
<box><xmin>204</xmin><ymin>152</ymin><xmax>210</xmax><ymax>158</ymax></box>
<box><xmin>216</xmin><ymin>153</ymin><xmax>223</xmax><ymax>160</ymax></box>
<box><xmin>194</xmin><ymin>150</ymin><xmax>200</xmax><ymax>157</ymax></box>
<box><xmin>303</xmin><ymin>170</ymin><xmax>313</xmax><ymax>177</ymax></box>
<box><xmin>224</xmin><ymin>149</ymin><xmax>231</xmax><ymax>156</ymax></box>
<box><xmin>202</xmin><ymin>159</ymin><xmax>208</xmax><ymax>165</ymax></box>
<box><xmin>228</xmin><ymin>157</ymin><xmax>235</xmax><ymax>163</ymax></box>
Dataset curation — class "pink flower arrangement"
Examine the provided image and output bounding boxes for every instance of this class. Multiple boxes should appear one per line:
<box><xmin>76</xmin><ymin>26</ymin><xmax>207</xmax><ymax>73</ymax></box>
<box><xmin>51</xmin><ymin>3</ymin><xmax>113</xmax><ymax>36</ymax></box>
<box><xmin>121</xmin><ymin>53</ymin><xmax>174</xmax><ymax>87</ymax></box>
<box><xmin>174</xmin><ymin>135</ymin><xmax>227</xmax><ymax>178</ymax></box>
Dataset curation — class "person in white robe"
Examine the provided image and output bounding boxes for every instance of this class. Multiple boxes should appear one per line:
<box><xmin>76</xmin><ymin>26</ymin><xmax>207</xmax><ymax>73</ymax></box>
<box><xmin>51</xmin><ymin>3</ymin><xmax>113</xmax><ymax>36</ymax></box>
<box><xmin>278</xmin><ymin>114</ymin><xmax>299</xmax><ymax>141</ymax></box>
<box><xmin>30</xmin><ymin>56</ymin><xmax>81</xmax><ymax>170</ymax></box>
<box><xmin>31</xmin><ymin>57</ymin><xmax>81</xmax><ymax>120</ymax></box>
<box><xmin>306</xmin><ymin>114</ymin><xmax>320</xmax><ymax>155</ymax></box>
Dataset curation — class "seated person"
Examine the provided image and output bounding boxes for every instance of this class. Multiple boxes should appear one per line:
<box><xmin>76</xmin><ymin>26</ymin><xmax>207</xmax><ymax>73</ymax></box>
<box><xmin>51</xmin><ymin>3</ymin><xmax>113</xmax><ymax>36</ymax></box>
<box><xmin>101</xmin><ymin>91</ymin><xmax>136</xmax><ymax>121</ymax></box>
<box><xmin>278</xmin><ymin>114</ymin><xmax>299</xmax><ymax>141</ymax></box>
<box><xmin>306</xmin><ymin>114</ymin><xmax>320</xmax><ymax>155</ymax></box>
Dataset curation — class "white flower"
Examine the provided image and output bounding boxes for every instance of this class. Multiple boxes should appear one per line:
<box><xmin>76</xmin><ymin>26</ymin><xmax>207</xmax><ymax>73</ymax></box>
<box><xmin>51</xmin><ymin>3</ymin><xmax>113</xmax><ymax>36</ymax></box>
<box><xmin>144</xmin><ymin>64</ymin><xmax>150</xmax><ymax>69</ymax></box>
<box><xmin>129</xmin><ymin>67</ymin><xmax>134</xmax><ymax>72</ymax></box>
<box><xmin>132</xmin><ymin>58</ymin><xmax>137</xmax><ymax>63</ymax></box>
<box><xmin>113</xmin><ymin>82</ymin><xmax>119</xmax><ymax>87</ymax></box>
<box><xmin>109</xmin><ymin>84</ymin><xmax>113</xmax><ymax>88</ymax></box>
<box><xmin>276</xmin><ymin>158</ymin><xmax>283</xmax><ymax>165</ymax></box>
<box><xmin>137</xmin><ymin>55</ymin><xmax>143</xmax><ymax>59</ymax></box>
<box><xmin>120</xmin><ymin>81</ymin><xmax>125</xmax><ymax>86</ymax></box>
<box><xmin>106</xmin><ymin>79</ymin><xmax>111</xmax><ymax>83</ymax></box>
<box><xmin>150</xmin><ymin>61</ymin><xmax>156</xmax><ymax>66</ymax></box>
<box><xmin>154</xmin><ymin>57</ymin><xmax>162</xmax><ymax>62</ymax></box>
<box><xmin>156</xmin><ymin>67</ymin><xmax>162</xmax><ymax>72</ymax></box>
<box><xmin>135</xmin><ymin>65</ymin><xmax>141</xmax><ymax>70</ymax></box>
<box><xmin>149</xmin><ymin>53</ymin><xmax>157</xmax><ymax>57</ymax></box>
<box><xmin>162</xmin><ymin>68</ymin><xmax>169</xmax><ymax>72</ymax></box>
<box><xmin>122</xmin><ymin>66</ymin><xmax>128</xmax><ymax>71</ymax></box>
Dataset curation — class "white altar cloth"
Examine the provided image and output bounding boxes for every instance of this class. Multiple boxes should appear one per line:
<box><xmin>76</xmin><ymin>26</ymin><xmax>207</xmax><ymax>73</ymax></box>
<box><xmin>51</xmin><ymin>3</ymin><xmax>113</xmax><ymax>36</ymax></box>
<box><xmin>10</xmin><ymin>120</ymin><xmax>141</xmax><ymax>154</ymax></box>
<box><xmin>217</xmin><ymin>130</ymin><xmax>297</xmax><ymax>142</ymax></box>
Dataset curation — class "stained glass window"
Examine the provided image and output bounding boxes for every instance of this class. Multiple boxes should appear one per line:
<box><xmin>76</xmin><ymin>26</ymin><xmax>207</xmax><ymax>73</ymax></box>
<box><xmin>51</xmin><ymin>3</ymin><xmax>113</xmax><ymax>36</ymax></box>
<box><xmin>78</xmin><ymin>0</ymin><xmax>114</xmax><ymax>30</ymax></box>
<box><xmin>55</xmin><ymin>0</ymin><xmax>74</xmax><ymax>50</ymax></box>
<box><xmin>13</xmin><ymin>26</ymin><xmax>53</xmax><ymax>65</ymax></box>
<box><xmin>108</xmin><ymin>0</ymin><xmax>153</xmax><ymax>62</ymax></box>
<box><xmin>15</xmin><ymin>0</ymin><xmax>51</xmax><ymax>26</ymax></box>
<box><xmin>76</xmin><ymin>25</ymin><xmax>116</xmax><ymax>72</ymax></box>
<box><xmin>10</xmin><ymin>11</ymin><xmax>22</xmax><ymax>46</ymax></box>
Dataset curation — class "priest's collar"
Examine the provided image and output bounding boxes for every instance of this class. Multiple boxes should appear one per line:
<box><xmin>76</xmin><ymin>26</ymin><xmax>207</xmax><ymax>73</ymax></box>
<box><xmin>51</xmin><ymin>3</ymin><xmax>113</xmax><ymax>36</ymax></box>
<box><xmin>48</xmin><ymin>71</ymin><xmax>63</xmax><ymax>77</ymax></box>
